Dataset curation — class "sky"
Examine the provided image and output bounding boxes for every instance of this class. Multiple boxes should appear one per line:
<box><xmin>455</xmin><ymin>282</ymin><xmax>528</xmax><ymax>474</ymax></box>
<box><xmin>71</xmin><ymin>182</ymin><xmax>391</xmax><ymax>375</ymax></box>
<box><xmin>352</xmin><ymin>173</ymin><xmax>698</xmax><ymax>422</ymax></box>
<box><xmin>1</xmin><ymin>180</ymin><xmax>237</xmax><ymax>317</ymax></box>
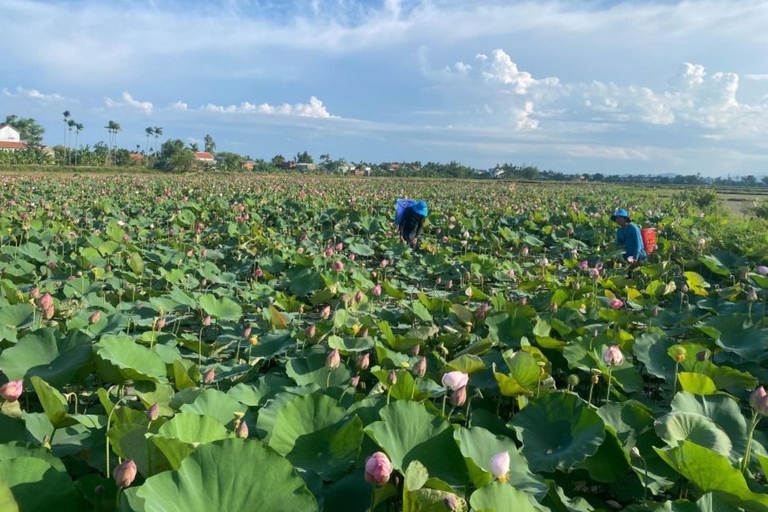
<box><xmin>3</xmin><ymin>0</ymin><xmax>768</xmax><ymax>175</ymax></box>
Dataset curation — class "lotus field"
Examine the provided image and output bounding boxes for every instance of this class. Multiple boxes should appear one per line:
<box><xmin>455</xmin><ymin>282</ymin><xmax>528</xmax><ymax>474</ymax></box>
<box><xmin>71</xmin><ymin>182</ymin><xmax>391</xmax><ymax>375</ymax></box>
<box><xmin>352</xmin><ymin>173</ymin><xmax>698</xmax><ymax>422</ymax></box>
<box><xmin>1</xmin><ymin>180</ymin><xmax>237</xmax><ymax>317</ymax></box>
<box><xmin>2</xmin><ymin>174</ymin><xmax>768</xmax><ymax>512</ymax></box>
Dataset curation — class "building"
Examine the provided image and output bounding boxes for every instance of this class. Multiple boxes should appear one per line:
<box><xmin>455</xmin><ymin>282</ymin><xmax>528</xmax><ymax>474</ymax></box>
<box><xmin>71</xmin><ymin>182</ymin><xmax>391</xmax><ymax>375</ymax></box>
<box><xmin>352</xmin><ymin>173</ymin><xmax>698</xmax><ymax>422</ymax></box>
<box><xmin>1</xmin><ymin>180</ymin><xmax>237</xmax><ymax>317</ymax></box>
<box><xmin>194</xmin><ymin>152</ymin><xmax>215</xmax><ymax>163</ymax></box>
<box><xmin>0</xmin><ymin>124</ymin><xmax>27</xmax><ymax>151</ymax></box>
<box><xmin>242</xmin><ymin>160</ymin><xmax>255</xmax><ymax>171</ymax></box>
<box><xmin>129</xmin><ymin>153</ymin><xmax>144</xmax><ymax>162</ymax></box>
<box><xmin>294</xmin><ymin>163</ymin><xmax>316</xmax><ymax>171</ymax></box>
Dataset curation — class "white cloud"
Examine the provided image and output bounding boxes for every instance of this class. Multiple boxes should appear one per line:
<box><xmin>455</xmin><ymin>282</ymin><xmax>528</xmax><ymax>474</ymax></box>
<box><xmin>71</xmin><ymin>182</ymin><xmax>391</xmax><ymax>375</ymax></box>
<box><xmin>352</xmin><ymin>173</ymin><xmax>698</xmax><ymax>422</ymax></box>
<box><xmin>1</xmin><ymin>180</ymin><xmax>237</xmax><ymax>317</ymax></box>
<box><xmin>105</xmin><ymin>91</ymin><xmax>154</xmax><ymax>114</ymax></box>
<box><xmin>201</xmin><ymin>96</ymin><xmax>334</xmax><ymax>118</ymax></box>
<box><xmin>1</xmin><ymin>85</ymin><xmax>69</xmax><ymax>103</ymax></box>
<box><xmin>170</xmin><ymin>101</ymin><xmax>188</xmax><ymax>111</ymax></box>
<box><xmin>745</xmin><ymin>74</ymin><xmax>768</xmax><ymax>81</ymax></box>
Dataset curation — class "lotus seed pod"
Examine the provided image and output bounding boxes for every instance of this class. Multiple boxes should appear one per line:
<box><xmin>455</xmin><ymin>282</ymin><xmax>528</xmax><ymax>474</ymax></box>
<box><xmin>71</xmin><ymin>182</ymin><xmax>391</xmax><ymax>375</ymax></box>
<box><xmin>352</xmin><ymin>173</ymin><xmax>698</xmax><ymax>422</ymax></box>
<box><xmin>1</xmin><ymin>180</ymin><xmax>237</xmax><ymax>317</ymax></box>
<box><xmin>670</xmin><ymin>346</ymin><xmax>686</xmax><ymax>363</ymax></box>
<box><xmin>567</xmin><ymin>374</ymin><xmax>580</xmax><ymax>388</ymax></box>
<box><xmin>146</xmin><ymin>403</ymin><xmax>160</xmax><ymax>422</ymax></box>
<box><xmin>249</xmin><ymin>334</ymin><xmax>259</xmax><ymax>346</ymax></box>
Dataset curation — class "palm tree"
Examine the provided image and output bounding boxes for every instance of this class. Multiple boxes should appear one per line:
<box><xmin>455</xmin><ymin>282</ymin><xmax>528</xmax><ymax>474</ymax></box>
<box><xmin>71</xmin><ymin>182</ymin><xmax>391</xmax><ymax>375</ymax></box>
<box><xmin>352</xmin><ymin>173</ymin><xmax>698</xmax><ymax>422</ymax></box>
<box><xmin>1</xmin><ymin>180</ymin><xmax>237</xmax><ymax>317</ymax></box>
<box><xmin>188</xmin><ymin>142</ymin><xmax>199</xmax><ymax>152</ymax></box>
<box><xmin>67</xmin><ymin>119</ymin><xmax>76</xmax><ymax>165</ymax></box>
<box><xmin>74</xmin><ymin>123</ymin><xmax>84</xmax><ymax>166</ymax></box>
<box><xmin>105</xmin><ymin>120</ymin><xmax>121</xmax><ymax>165</ymax></box>
<box><xmin>153</xmin><ymin>127</ymin><xmax>163</xmax><ymax>153</ymax></box>
<box><xmin>145</xmin><ymin>127</ymin><xmax>154</xmax><ymax>155</ymax></box>
<box><xmin>62</xmin><ymin>111</ymin><xmax>71</xmax><ymax>165</ymax></box>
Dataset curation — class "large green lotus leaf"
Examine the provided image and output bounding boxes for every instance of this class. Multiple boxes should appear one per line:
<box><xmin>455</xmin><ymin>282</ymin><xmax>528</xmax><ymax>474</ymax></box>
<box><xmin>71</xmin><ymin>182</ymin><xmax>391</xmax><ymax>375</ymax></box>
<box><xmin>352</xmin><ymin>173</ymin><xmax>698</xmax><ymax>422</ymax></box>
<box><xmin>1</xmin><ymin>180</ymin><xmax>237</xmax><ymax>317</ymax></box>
<box><xmin>510</xmin><ymin>392</ymin><xmax>606</xmax><ymax>473</ymax></box>
<box><xmin>653</xmin><ymin>494</ymin><xmax>743</xmax><ymax>512</ymax></box>
<box><xmin>0</xmin><ymin>328</ymin><xmax>91</xmax><ymax>388</ymax></box>
<box><xmin>633</xmin><ymin>332</ymin><xmax>676</xmax><ymax>382</ymax></box>
<box><xmin>226</xmin><ymin>374</ymin><xmax>295</xmax><ymax>407</ymax></box>
<box><xmin>655</xmin><ymin>412</ymin><xmax>732</xmax><ymax>457</ymax></box>
<box><xmin>136</xmin><ymin>439</ymin><xmax>318</xmax><ymax>512</ymax></box>
<box><xmin>453</xmin><ymin>426</ymin><xmax>547</xmax><ymax>497</ymax></box>
<box><xmin>698</xmin><ymin>314</ymin><xmax>768</xmax><ymax>361</ymax></box>
<box><xmin>0</xmin><ymin>457</ymin><xmax>83</xmax><ymax>512</ymax></box>
<box><xmin>677</xmin><ymin>373</ymin><xmax>717</xmax><ymax>395</ymax></box>
<box><xmin>670</xmin><ymin>392</ymin><xmax>767</xmax><ymax>465</ymax></box>
<box><xmin>319</xmin><ymin>469</ymin><xmax>397</xmax><ymax>512</ymax></box>
<box><xmin>157</xmin><ymin>413</ymin><xmax>233</xmax><ymax>445</ymax></box>
<box><xmin>0</xmin><ymin>441</ymin><xmax>66</xmax><ymax>472</ymax></box>
<box><xmin>249</xmin><ymin>332</ymin><xmax>295</xmax><ymax>358</ymax></box>
<box><xmin>108</xmin><ymin>423</ymin><xmax>152</xmax><ymax>477</ymax></box>
<box><xmin>255</xmin><ymin>385</ymin><xmax>319</xmax><ymax>441</ymax></box>
<box><xmin>0</xmin><ymin>303</ymin><xmax>35</xmax><ymax>337</ymax></box>
<box><xmin>468</xmin><ymin>482</ymin><xmax>540</xmax><ymax>512</ymax></box>
<box><xmin>365</xmin><ymin>401</ymin><xmax>468</xmax><ymax>486</ymax></box>
<box><xmin>95</xmin><ymin>335</ymin><xmax>167</xmax><ymax>383</ymax></box>
<box><xmin>494</xmin><ymin>350</ymin><xmax>541</xmax><ymax>397</ymax></box>
<box><xmin>198</xmin><ymin>294</ymin><xmax>242</xmax><ymax>322</ymax></box>
<box><xmin>286</xmin><ymin>351</ymin><xmax>353</xmax><ymax>387</ymax></box>
<box><xmin>268</xmin><ymin>392</ymin><xmax>363</xmax><ymax>479</ymax></box>
<box><xmin>0</xmin><ymin>480</ymin><xmax>18</xmax><ymax>512</ymax></box>
<box><xmin>579</xmin><ymin>428</ymin><xmax>630</xmax><ymax>483</ymax></box>
<box><xmin>179</xmin><ymin>389</ymin><xmax>250</xmax><ymax>430</ymax></box>
<box><xmin>0</xmin><ymin>415</ymin><xmax>28</xmax><ymax>443</ymax></box>
<box><xmin>148</xmin><ymin>436</ymin><xmax>196</xmax><ymax>473</ymax></box>
<box><xmin>657</xmin><ymin>441</ymin><xmax>768</xmax><ymax>511</ymax></box>
<box><xmin>29</xmin><ymin>376</ymin><xmax>78</xmax><ymax>428</ymax></box>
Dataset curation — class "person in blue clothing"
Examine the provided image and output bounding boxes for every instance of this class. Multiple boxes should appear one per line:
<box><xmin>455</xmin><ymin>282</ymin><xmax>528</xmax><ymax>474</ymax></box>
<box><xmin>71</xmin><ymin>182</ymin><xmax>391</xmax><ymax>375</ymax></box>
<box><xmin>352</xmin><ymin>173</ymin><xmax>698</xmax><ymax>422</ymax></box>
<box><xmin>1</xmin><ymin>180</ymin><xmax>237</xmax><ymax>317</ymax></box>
<box><xmin>398</xmin><ymin>200</ymin><xmax>428</xmax><ymax>248</ymax></box>
<box><xmin>611</xmin><ymin>208</ymin><xmax>646</xmax><ymax>277</ymax></box>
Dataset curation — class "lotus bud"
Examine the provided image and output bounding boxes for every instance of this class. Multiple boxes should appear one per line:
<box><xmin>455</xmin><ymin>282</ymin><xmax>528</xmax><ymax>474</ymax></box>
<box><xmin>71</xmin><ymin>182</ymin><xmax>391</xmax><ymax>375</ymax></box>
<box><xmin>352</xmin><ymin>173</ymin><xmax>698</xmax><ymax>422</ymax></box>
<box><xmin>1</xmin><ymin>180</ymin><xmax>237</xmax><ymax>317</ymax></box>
<box><xmin>43</xmin><ymin>306</ymin><xmax>54</xmax><ymax>319</ymax></box>
<box><xmin>550</xmin><ymin>303</ymin><xmax>558</xmax><ymax>313</ymax></box>
<box><xmin>590</xmin><ymin>268</ymin><xmax>600</xmax><ymax>280</ymax></box>
<box><xmin>521</xmin><ymin>246</ymin><xmax>529</xmax><ymax>257</ymax></box>
<box><xmin>355</xmin><ymin>290</ymin><xmax>363</xmax><ymax>303</ymax></box>
<box><xmin>567</xmin><ymin>374</ymin><xmax>580</xmax><ymax>388</ymax></box>
<box><xmin>630</xmin><ymin>447</ymin><xmax>642</xmax><ymax>459</ymax></box>
<box><xmin>741</xmin><ymin>269</ymin><xmax>749</xmax><ymax>281</ymax></box>
<box><xmin>758</xmin><ymin>266</ymin><xmax>768</xmax><ymax>276</ymax></box>
<box><xmin>750</xmin><ymin>387</ymin><xmax>768</xmax><ymax>416</ymax></box>
<box><xmin>357</xmin><ymin>353</ymin><xmax>370</xmax><ymax>370</ymax></box>
<box><xmin>507</xmin><ymin>269</ymin><xmax>515</xmax><ymax>278</ymax></box>
<box><xmin>380</xmin><ymin>259</ymin><xmax>388</xmax><ymax>268</ymax></box>
<box><xmin>236</xmin><ymin>420</ymin><xmax>249</xmax><ymax>438</ymax></box>
<box><xmin>520</xmin><ymin>297</ymin><xmax>527</xmax><ymax>306</ymax></box>
<box><xmin>94</xmin><ymin>485</ymin><xmax>104</xmax><ymax>496</ymax></box>
<box><xmin>608</xmin><ymin>298</ymin><xmax>624</xmax><ymax>310</ymax></box>
<box><xmin>603</xmin><ymin>345</ymin><xmax>624</xmax><ymax>366</ymax></box>
<box><xmin>249</xmin><ymin>334</ymin><xmax>259</xmax><ymax>346</ymax></box>
<box><xmin>147</xmin><ymin>403</ymin><xmax>159</xmax><ymax>422</ymax></box>
<box><xmin>580</xmin><ymin>260</ymin><xmax>589</xmax><ymax>271</ymax></box>
<box><xmin>372</xmin><ymin>284</ymin><xmax>382</xmax><ymax>297</ymax></box>
<box><xmin>444</xmin><ymin>494</ymin><xmax>460</xmax><ymax>511</ymax></box>
<box><xmin>0</xmin><ymin>380</ymin><xmax>23</xmax><ymax>402</ymax></box>
<box><xmin>670</xmin><ymin>346</ymin><xmax>686</xmax><ymax>363</ymax></box>
<box><xmin>414</xmin><ymin>356</ymin><xmax>427</xmax><ymax>378</ymax></box>
<box><xmin>203</xmin><ymin>368</ymin><xmax>215</xmax><ymax>384</ymax></box>
<box><xmin>748</xmin><ymin>288</ymin><xmax>759</xmax><ymax>302</ymax></box>
<box><xmin>410</xmin><ymin>344</ymin><xmax>420</xmax><ymax>357</ymax></box>
<box><xmin>38</xmin><ymin>292</ymin><xmax>53</xmax><ymax>311</ymax></box>
<box><xmin>325</xmin><ymin>247</ymin><xmax>334</xmax><ymax>257</ymax></box>
<box><xmin>451</xmin><ymin>385</ymin><xmax>467</xmax><ymax>407</ymax></box>
<box><xmin>307</xmin><ymin>325</ymin><xmax>316</xmax><ymax>338</ymax></box>
<box><xmin>30</xmin><ymin>287</ymin><xmax>39</xmax><ymax>299</ymax></box>
<box><xmin>351</xmin><ymin>375</ymin><xmax>360</xmax><ymax>388</ymax></box>
<box><xmin>87</xmin><ymin>310</ymin><xmax>102</xmax><ymax>324</ymax></box>
<box><xmin>442</xmin><ymin>371</ymin><xmax>469</xmax><ymax>391</ymax></box>
<box><xmin>364</xmin><ymin>452</ymin><xmax>394</xmax><ymax>486</ymax></box>
<box><xmin>681</xmin><ymin>284</ymin><xmax>689</xmax><ymax>293</ymax></box>
<box><xmin>361</xmin><ymin>328</ymin><xmax>369</xmax><ymax>338</ymax></box>
<box><xmin>42</xmin><ymin>436</ymin><xmax>51</xmax><ymax>450</ymax></box>
<box><xmin>464</xmin><ymin>287</ymin><xmax>472</xmax><ymax>297</ymax></box>
<box><xmin>321</xmin><ymin>305</ymin><xmax>331</xmax><ymax>319</ymax></box>
<box><xmin>697</xmin><ymin>237</ymin><xmax>706</xmax><ymax>248</ymax></box>
<box><xmin>489</xmin><ymin>451</ymin><xmax>510</xmax><ymax>482</ymax></box>
<box><xmin>113</xmin><ymin>459</ymin><xmax>137</xmax><ymax>488</ymax></box>
<box><xmin>332</xmin><ymin>261</ymin><xmax>344</xmax><ymax>272</ymax></box>
<box><xmin>696</xmin><ymin>350</ymin><xmax>708</xmax><ymax>362</ymax></box>
<box><xmin>326</xmin><ymin>349</ymin><xmax>340</xmax><ymax>371</ymax></box>
<box><xmin>157</xmin><ymin>317</ymin><xmax>166</xmax><ymax>330</ymax></box>
<box><xmin>254</xmin><ymin>268</ymin><xmax>263</xmax><ymax>278</ymax></box>
<box><xmin>203</xmin><ymin>315</ymin><xmax>212</xmax><ymax>326</ymax></box>
<box><xmin>243</xmin><ymin>326</ymin><xmax>252</xmax><ymax>337</ymax></box>
<box><xmin>388</xmin><ymin>370</ymin><xmax>397</xmax><ymax>386</ymax></box>
<box><xmin>652</xmin><ymin>306</ymin><xmax>659</xmax><ymax>317</ymax></box>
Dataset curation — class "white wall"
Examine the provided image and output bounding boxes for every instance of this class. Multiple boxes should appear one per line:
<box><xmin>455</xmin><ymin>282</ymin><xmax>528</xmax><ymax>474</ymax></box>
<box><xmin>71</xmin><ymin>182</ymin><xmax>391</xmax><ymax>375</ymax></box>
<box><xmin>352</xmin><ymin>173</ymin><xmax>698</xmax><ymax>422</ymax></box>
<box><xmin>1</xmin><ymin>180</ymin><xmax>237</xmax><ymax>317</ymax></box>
<box><xmin>0</xmin><ymin>126</ymin><xmax>21</xmax><ymax>142</ymax></box>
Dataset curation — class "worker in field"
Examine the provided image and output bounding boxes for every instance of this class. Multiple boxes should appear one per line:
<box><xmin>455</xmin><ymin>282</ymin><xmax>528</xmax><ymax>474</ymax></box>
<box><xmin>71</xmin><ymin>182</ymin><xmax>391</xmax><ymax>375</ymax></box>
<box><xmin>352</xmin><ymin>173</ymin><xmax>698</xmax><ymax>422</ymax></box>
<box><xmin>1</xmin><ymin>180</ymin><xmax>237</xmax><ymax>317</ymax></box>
<box><xmin>611</xmin><ymin>208</ymin><xmax>646</xmax><ymax>277</ymax></box>
<box><xmin>396</xmin><ymin>199</ymin><xmax>428</xmax><ymax>248</ymax></box>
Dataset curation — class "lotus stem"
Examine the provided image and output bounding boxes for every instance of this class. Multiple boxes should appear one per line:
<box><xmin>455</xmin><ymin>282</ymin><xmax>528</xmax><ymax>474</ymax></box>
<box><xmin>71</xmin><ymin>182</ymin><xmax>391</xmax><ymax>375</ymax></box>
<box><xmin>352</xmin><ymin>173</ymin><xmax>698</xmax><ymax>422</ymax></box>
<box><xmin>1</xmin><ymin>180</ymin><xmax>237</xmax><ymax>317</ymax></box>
<box><xmin>673</xmin><ymin>361</ymin><xmax>680</xmax><ymax>394</ymax></box>
<box><xmin>442</xmin><ymin>393</ymin><xmax>448</xmax><ymax>418</ymax></box>
<box><xmin>105</xmin><ymin>393</ymin><xmax>134</xmax><ymax>479</ymax></box>
<box><xmin>198</xmin><ymin>326</ymin><xmax>204</xmax><ymax>367</ymax></box>
<box><xmin>605</xmin><ymin>365</ymin><xmax>614</xmax><ymax>404</ymax></box>
<box><xmin>742</xmin><ymin>411</ymin><xmax>760</xmax><ymax>473</ymax></box>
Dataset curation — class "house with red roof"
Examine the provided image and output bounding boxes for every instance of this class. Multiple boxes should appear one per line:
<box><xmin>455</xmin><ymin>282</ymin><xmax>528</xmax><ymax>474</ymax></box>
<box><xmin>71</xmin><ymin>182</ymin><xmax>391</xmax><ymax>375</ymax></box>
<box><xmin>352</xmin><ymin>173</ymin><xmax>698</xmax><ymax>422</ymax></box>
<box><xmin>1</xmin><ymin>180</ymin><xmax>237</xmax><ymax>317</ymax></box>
<box><xmin>0</xmin><ymin>124</ymin><xmax>27</xmax><ymax>151</ymax></box>
<box><xmin>194</xmin><ymin>151</ymin><xmax>215</xmax><ymax>163</ymax></box>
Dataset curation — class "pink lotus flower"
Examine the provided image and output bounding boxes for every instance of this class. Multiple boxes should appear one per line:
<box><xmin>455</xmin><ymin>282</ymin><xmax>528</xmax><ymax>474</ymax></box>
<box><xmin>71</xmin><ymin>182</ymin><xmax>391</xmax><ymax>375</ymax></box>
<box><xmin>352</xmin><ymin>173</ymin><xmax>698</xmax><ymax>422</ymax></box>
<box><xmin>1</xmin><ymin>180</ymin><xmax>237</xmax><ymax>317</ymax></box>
<box><xmin>146</xmin><ymin>403</ymin><xmax>159</xmax><ymax>421</ymax></box>
<box><xmin>332</xmin><ymin>261</ymin><xmax>344</xmax><ymax>272</ymax></box>
<box><xmin>325</xmin><ymin>247</ymin><xmax>334</xmax><ymax>257</ymax></box>
<box><xmin>203</xmin><ymin>368</ymin><xmax>215</xmax><ymax>384</ymax></box>
<box><xmin>202</xmin><ymin>315</ymin><xmax>212</xmax><ymax>326</ymax></box>
<box><xmin>335</xmin><ymin>242</ymin><xmax>344</xmax><ymax>252</ymax></box>
<box><xmin>372</xmin><ymin>284</ymin><xmax>382</xmax><ymax>297</ymax></box>
<box><xmin>451</xmin><ymin>386</ymin><xmax>467</xmax><ymax>406</ymax></box>
<box><xmin>751</xmin><ymin>386</ymin><xmax>768</xmax><ymax>416</ymax></box>
<box><xmin>326</xmin><ymin>349</ymin><xmax>340</xmax><ymax>371</ymax></box>
<box><xmin>580</xmin><ymin>260</ymin><xmax>589</xmax><ymax>271</ymax></box>
<box><xmin>442</xmin><ymin>371</ymin><xmax>469</xmax><ymax>390</ymax></box>
<box><xmin>0</xmin><ymin>380</ymin><xmax>23</xmax><ymax>402</ymax></box>
<box><xmin>306</xmin><ymin>325</ymin><xmax>316</xmax><ymax>338</ymax></box>
<box><xmin>254</xmin><ymin>268</ymin><xmax>263</xmax><ymax>278</ymax></box>
<box><xmin>507</xmin><ymin>269</ymin><xmax>515</xmax><ymax>278</ymax></box>
<box><xmin>321</xmin><ymin>305</ymin><xmax>331</xmax><ymax>319</ymax></box>
<box><xmin>37</xmin><ymin>292</ymin><xmax>53</xmax><ymax>311</ymax></box>
<box><xmin>113</xmin><ymin>459</ymin><xmax>137</xmax><ymax>488</ymax></box>
<box><xmin>357</xmin><ymin>353</ymin><xmax>370</xmax><ymax>370</ymax></box>
<box><xmin>603</xmin><ymin>345</ymin><xmax>624</xmax><ymax>366</ymax></box>
<box><xmin>609</xmin><ymin>299</ymin><xmax>624</xmax><ymax>309</ymax></box>
<box><xmin>236</xmin><ymin>420</ymin><xmax>249</xmax><ymax>438</ymax></box>
<box><xmin>521</xmin><ymin>246</ymin><xmax>529</xmax><ymax>257</ymax></box>
<box><xmin>414</xmin><ymin>356</ymin><xmax>427</xmax><ymax>377</ymax></box>
<box><xmin>89</xmin><ymin>310</ymin><xmax>101</xmax><ymax>324</ymax></box>
<box><xmin>364</xmin><ymin>452</ymin><xmax>394</xmax><ymax>486</ymax></box>
<box><xmin>388</xmin><ymin>370</ymin><xmax>397</xmax><ymax>386</ymax></box>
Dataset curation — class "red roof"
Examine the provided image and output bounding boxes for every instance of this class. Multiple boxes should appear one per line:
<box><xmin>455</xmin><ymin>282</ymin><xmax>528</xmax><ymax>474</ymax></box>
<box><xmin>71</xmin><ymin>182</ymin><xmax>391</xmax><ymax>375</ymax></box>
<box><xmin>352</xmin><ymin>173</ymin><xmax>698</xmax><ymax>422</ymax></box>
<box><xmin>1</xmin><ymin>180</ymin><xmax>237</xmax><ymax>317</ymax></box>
<box><xmin>0</xmin><ymin>141</ymin><xmax>26</xmax><ymax>150</ymax></box>
<box><xmin>129</xmin><ymin>153</ymin><xmax>144</xmax><ymax>161</ymax></box>
<box><xmin>194</xmin><ymin>152</ymin><xmax>214</xmax><ymax>160</ymax></box>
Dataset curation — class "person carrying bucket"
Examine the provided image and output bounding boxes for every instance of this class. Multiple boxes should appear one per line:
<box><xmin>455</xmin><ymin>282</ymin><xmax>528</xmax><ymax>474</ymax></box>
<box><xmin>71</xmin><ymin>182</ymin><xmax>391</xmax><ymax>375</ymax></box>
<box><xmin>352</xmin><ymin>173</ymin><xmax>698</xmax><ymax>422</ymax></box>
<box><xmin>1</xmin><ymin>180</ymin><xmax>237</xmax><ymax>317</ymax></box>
<box><xmin>611</xmin><ymin>208</ymin><xmax>646</xmax><ymax>276</ymax></box>
<box><xmin>396</xmin><ymin>199</ymin><xmax>428</xmax><ymax>248</ymax></box>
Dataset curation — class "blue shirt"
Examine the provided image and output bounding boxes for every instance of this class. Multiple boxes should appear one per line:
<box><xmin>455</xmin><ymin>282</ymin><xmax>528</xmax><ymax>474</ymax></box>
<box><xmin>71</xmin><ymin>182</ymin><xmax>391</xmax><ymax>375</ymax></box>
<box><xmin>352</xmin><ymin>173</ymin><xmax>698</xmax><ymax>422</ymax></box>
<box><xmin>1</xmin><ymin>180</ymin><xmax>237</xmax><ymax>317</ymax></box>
<box><xmin>616</xmin><ymin>224</ymin><xmax>647</xmax><ymax>261</ymax></box>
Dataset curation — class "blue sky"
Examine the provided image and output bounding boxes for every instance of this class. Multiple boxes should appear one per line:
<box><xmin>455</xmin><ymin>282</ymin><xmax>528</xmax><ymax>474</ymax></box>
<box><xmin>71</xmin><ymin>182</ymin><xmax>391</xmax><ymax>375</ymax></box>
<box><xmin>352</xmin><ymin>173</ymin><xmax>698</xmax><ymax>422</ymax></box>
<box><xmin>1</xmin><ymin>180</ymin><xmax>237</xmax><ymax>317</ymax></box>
<box><xmin>3</xmin><ymin>0</ymin><xmax>768</xmax><ymax>175</ymax></box>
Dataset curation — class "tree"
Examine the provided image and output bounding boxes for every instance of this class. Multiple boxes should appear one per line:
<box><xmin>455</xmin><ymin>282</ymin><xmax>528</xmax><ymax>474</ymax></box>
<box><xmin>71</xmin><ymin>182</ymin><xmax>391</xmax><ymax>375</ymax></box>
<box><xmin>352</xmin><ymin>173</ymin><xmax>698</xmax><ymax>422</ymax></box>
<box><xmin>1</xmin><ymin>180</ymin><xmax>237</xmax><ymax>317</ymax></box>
<box><xmin>74</xmin><ymin>123</ymin><xmax>83</xmax><ymax>165</ymax></box>
<box><xmin>4</xmin><ymin>115</ymin><xmax>45</xmax><ymax>148</ymax></box>
<box><xmin>296</xmin><ymin>151</ymin><xmax>313</xmax><ymax>164</ymax></box>
<box><xmin>145</xmin><ymin>127</ymin><xmax>154</xmax><ymax>155</ymax></box>
<box><xmin>153</xmin><ymin>127</ymin><xmax>163</xmax><ymax>153</ymax></box>
<box><xmin>271</xmin><ymin>154</ymin><xmax>286</xmax><ymax>166</ymax></box>
<box><xmin>62</xmin><ymin>111</ymin><xmax>70</xmax><ymax>157</ymax></box>
<box><xmin>204</xmin><ymin>134</ymin><xmax>216</xmax><ymax>155</ymax></box>
<box><xmin>156</xmin><ymin>139</ymin><xmax>196</xmax><ymax>172</ymax></box>
<box><xmin>67</xmin><ymin>119</ymin><xmax>76</xmax><ymax>165</ymax></box>
<box><xmin>105</xmin><ymin>120</ymin><xmax>121</xmax><ymax>165</ymax></box>
<box><xmin>188</xmin><ymin>142</ymin><xmax>199</xmax><ymax>152</ymax></box>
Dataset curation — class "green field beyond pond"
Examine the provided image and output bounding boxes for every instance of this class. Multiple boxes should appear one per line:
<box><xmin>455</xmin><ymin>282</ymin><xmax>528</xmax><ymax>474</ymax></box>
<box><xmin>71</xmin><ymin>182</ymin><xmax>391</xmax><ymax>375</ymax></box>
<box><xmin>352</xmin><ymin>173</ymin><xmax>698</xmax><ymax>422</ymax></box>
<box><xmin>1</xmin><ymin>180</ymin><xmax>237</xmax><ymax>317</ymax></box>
<box><xmin>0</xmin><ymin>173</ymin><xmax>768</xmax><ymax>512</ymax></box>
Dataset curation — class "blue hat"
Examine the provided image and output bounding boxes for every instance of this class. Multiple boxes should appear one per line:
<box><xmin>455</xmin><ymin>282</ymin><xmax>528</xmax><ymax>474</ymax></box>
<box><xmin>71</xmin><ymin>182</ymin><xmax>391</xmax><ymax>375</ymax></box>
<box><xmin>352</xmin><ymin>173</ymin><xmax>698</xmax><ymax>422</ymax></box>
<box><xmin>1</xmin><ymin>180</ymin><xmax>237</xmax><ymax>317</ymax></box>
<box><xmin>413</xmin><ymin>200</ymin><xmax>428</xmax><ymax>216</ymax></box>
<box><xmin>611</xmin><ymin>208</ymin><xmax>631</xmax><ymax>223</ymax></box>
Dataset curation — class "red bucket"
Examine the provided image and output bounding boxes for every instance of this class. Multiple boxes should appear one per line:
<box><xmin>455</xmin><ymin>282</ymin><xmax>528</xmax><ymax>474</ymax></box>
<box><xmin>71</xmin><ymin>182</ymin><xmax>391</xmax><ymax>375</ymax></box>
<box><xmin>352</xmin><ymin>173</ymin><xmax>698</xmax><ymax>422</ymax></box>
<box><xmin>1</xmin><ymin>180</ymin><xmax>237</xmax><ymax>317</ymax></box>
<box><xmin>641</xmin><ymin>228</ymin><xmax>657</xmax><ymax>255</ymax></box>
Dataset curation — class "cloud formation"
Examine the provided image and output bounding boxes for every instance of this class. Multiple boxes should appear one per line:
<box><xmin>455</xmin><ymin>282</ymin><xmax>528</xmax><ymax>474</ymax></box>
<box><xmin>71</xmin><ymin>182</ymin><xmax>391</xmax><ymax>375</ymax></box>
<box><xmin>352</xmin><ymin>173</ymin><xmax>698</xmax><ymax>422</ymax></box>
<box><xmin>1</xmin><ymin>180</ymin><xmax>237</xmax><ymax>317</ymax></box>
<box><xmin>2</xmin><ymin>86</ymin><xmax>69</xmax><ymax>103</ymax></box>
<box><xmin>200</xmin><ymin>96</ymin><xmax>334</xmax><ymax>118</ymax></box>
<box><xmin>105</xmin><ymin>92</ymin><xmax>154</xmax><ymax>114</ymax></box>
